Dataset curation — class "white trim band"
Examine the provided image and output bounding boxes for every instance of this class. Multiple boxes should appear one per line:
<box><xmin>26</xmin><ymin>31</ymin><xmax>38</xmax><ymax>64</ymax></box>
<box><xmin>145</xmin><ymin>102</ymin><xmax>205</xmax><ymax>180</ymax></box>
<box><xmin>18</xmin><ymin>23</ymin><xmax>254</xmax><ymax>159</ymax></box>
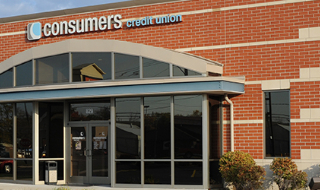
<box><xmin>176</xmin><ymin>37</ymin><xmax>320</xmax><ymax>52</ymax></box>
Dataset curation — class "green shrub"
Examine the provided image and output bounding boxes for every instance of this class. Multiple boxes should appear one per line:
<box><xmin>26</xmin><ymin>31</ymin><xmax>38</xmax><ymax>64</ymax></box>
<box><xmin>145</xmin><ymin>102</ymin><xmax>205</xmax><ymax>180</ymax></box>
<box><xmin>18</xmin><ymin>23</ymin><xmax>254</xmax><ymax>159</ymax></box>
<box><xmin>270</xmin><ymin>157</ymin><xmax>308</xmax><ymax>190</ymax></box>
<box><xmin>219</xmin><ymin>151</ymin><xmax>266</xmax><ymax>190</ymax></box>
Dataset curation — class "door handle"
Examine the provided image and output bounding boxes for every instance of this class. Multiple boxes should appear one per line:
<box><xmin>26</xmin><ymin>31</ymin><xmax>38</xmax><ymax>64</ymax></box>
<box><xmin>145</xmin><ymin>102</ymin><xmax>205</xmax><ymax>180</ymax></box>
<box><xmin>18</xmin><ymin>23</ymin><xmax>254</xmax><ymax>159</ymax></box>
<box><xmin>89</xmin><ymin>150</ymin><xmax>92</xmax><ymax>157</ymax></box>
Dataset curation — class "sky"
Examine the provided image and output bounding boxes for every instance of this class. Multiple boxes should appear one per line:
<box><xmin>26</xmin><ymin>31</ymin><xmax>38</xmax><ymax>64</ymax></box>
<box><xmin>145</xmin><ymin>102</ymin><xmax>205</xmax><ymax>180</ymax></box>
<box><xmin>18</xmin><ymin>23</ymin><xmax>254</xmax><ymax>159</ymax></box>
<box><xmin>0</xmin><ymin>0</ymin><xmax>127</xmax><ymax>18</ymax></box>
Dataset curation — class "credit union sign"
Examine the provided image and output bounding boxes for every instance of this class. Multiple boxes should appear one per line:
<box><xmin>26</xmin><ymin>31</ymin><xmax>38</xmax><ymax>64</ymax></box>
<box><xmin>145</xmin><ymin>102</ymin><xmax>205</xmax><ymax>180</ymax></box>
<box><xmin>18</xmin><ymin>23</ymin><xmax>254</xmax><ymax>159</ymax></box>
<box><xmin>27</xmin><ymin>14</ymin><xmax>182</xmax><ymax>41</ymax></box>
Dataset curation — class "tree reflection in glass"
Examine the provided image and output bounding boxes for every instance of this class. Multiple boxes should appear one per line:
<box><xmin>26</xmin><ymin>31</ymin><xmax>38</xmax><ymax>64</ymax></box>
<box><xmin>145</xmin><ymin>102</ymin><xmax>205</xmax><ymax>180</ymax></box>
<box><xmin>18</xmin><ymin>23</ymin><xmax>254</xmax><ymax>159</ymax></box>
<box><xmin>144</xmin><ymin>96</ymin><xmax>170</xmax><ymax>159</ymax></box>
<box><xmin>174</xmin><ymin>95</ymin><xmax>202</xmax><ymax>159</ymax></box>
<box><xmin>116</xmin><ymin>98</ymin><xmax>141</xmax><ymax>159</ymax></box>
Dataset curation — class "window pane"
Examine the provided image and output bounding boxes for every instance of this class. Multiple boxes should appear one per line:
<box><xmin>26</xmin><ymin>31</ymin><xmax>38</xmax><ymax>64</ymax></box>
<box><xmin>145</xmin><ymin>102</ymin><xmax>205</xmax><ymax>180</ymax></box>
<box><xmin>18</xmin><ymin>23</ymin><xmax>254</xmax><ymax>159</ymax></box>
<box><xmin>173</xmin><ymin>65</ymin><xmax>201</xmax><ymax>76</ymax></box>
<box><xmin>174</xmin><ymin>95</ymin><xmax>202</xmax><ymax>159</ymax></box>
<box><xmin>0</xmin><ymin>69</ymin><xmax>13</xmax><ymax>88</ymax></box>
<box><xmin>39</xmin><ymin>102</ymin><xmax>64</xmax><ymax>158</ymax></box>
<box><xmin>35</xmin><ymin>54</ymin><xmax>69</xmax><ymax>85</ymax></box>
<box><xmin>17</xmin><ymin>160</ymin><xmax>32</xmax><ymax>181</ymax></box>
<box><xmin>72</xmin><ymin>52</ymin><xmax>111</xmax><ymax>82</ymax></box>
<box><xmin>265</xmin><ymin>91</ymin><xmax>290</xmax><ymax>157</ymax></box>
<box><xmin>92</xmin><ymin>126</ymin><xmax>108</xmax><ymax>177</ymax></box>
<box><xmin>71</xmin><ymin>127</ymin><xmax>86</xmax><ymax>177</ymax></box>
<box><xmin>70</xmin><ymin>102</ymin><xmax>110</xmax><ymax>121</ymax></box>
<box><xmin>145</xmin><ymin>162</ymin><xmax>171</xmax><ymax>184</ymax></box>
<box><xmin>116</xmin><ymin>98</ymin><xmax>140</xmax><ymax>159</ymax></box>
<box><xmin>144</xmin><ymin>96</ymin><xmax>170</xmax><ymax>159</ymax></box>
<box><xmin>16</xmin><ymin>61</ymin><xmax>33</xmax><ymax>87</ymax></box>
<box><xmin>0</xmin><ymin>103</ymin><xmax>13</xmax><ymax>158</ymax></box>
<box><xmin>0</xmin><ymin>159</ymin><xmax>13</xmax><ymax>180</ymax></box>
<box><xmin>116</xmin><ymin>161</ymin><xmax>141</xmax><ymax>184</ymax></box>
<box><xmin>143</xmin><ymin>58</ymin><xmax>169</xmax><ymax>78</ymax></box>
<box><xmin>175</xmin><ymin>162</ymin><xmax>202</xmax><ymax>185</ymax></box>
<box><xmin>114</xmin><ymin>53</ymin><xmax>139</xmax><ymax>79</ymax></box>
<box><xmin>16</xmin><ymin>103</ymin><xmax>33</xmax><ymax>159</ymax></box>
<box><xmin>209</xmin><ymin>96</ymin><xmax>221</xmax><ymax>159</ymax></box>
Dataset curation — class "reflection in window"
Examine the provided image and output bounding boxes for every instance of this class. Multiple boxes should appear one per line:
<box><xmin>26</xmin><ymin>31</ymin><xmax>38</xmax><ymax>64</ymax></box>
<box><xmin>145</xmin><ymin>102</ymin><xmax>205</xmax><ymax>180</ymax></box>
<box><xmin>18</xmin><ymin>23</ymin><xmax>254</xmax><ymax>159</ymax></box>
<box><xmin>39</xmin><ymin>102</ymin><xmax>64</xmax><ymax>158</ymax></box>
<box><xmin>114</xmin><ymin>53</ymin><xmax>139</xmax><ymax>79</ymax></box>
<box><xmin>174</xmin><ymin>95</ymin><xmax>202</xmax><ymax>159</ymax></box>
<box><xmin>209</xmin><ymin>96</ymin><xmax>223</xmax><ymax>187</ymax></box>
<box><xmin>72</xmin><ymin>53</ymin><xmax>111</xmax><ymax>82</ymax></box>
<box><xmin>0</xmin><ymin>103</ymin><xmax>13</xmax><ymax>180</ymax></box>
<box><xmin>145</xmin><ymin>162</ymin><xmax>171</xmax><ymax>184</ymax></box>
<box><xmin>265</xmin><ymin>91</ymin><xmax>290</xmax><ymax>157</ymax></box>
<box><xmin>116</xmin><ymin>162</ymin><xmax>141</xmax><ymax>184</ymax></box>
<box><xmin>92</xmin><ymin>126</ymin><xmax>108</xmax><ymax>177</ymax></box>
<box><xmin>71</xmin><ymin>127</ymin><xmax>86</xmax><ymax>177</ymax></box>
<box><xmin>144</xmin><ymin>96</ymin><xmax>170</xmax><ymax>159</ymax></box>
<box><xmin>173</xmin><ymin>65</ymin><xmax>201</xmax><ymax>76</ymax></box>
<box><xmin>16</xmin><ymin>103</ymin><xmax>33</xmax><ymax>159</ymax></box>
<box><xmin>143</xmin><ymin>58</ymin><xmax>169</xmax><ymax>78</ymax></box>
<box><xmin>16</xmin><ymin>61</ymin><xmax>33</xmax><ymax>87</ymax></box>
<box><xmin>70</xmin><ymin>102</ymin><xmax>110</xmax><ymax>121</ymax></box>
<box><xmin>116</xmin><ymin>98</ymin><xmax>141</xmax><ymax>159</ymax></box>
<box><xmin>175</xmin><ymin>162</ymin><xmax>202</xmax><ymax>185</ymax></box>
<box><xmin>0</xmin><ymin>69</ymin><xmax>13</xmax><ymax>88</ymax></box>
<box><xmin>35</xmin><ymin>54</ymin><xmax>69</xmax><ymax>85</ymax></box>
<box><xmin>17</xmin><ymin>160</ymin><xmax>32</xmax><ymax>181</ymax></box>
<box><xmin>0</xmin><ymin>104</ymin><xmax>13</xmax><ymax>159</ymax></box>
<box><xmin>209</xmin><ymin>96</ymin><xmax>221</xmax><ymax>159</ymax></box>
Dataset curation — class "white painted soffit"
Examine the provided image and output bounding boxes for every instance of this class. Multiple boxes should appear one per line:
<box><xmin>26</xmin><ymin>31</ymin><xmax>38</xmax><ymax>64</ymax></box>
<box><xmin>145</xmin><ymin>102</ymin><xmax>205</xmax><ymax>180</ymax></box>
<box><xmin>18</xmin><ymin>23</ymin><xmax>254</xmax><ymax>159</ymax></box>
<box><xmin>0</xmin><ymin>39</ymin><xmax>223</xmax><ymax>75</ymax></box>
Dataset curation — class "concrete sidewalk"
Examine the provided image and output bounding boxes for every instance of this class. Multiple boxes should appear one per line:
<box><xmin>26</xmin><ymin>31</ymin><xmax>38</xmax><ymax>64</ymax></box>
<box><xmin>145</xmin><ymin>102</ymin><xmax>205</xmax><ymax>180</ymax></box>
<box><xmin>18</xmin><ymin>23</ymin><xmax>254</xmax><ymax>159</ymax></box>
<box><xmin>0</xmin><ymin>183</ymin><xmax>206</xmax><ymax>190</ymax></box>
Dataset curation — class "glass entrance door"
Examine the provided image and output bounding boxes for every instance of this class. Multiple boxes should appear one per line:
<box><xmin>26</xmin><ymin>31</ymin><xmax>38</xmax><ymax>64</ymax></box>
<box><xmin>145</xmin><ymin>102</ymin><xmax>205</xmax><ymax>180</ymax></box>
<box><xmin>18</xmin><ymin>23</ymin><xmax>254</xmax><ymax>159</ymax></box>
<box><xmin>70</xmin><ymin>122</ymin><xmax>110</xmax><ymax>184</ymax></box>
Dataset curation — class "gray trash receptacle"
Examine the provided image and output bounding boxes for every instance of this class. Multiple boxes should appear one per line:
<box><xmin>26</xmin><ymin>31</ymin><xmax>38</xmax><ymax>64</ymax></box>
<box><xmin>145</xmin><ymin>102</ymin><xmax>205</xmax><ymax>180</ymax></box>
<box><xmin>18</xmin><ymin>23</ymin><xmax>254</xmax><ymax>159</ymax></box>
<box><xmin>45</xmin><ymin>161</ymin><xmax>57</xmax><ymax>185</ymax></box>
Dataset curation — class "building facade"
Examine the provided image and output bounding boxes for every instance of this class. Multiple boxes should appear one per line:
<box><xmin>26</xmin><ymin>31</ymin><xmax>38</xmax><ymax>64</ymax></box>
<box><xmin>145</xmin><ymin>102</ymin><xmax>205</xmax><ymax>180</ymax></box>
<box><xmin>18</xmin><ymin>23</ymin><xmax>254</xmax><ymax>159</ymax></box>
<box><xmin>0</xmin><ymin>0</ymin><xmax>319</xmax><ymax>189</ymax></box>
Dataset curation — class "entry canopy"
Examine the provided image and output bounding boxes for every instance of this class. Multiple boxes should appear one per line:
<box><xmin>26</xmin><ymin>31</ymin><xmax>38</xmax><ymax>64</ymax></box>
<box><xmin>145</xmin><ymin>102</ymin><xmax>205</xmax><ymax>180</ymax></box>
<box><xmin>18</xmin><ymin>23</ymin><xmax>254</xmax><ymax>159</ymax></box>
<box><xmin>0</xmin><ymin>39</ymin><xmax>223</xmax><ymax>75</ymax></box>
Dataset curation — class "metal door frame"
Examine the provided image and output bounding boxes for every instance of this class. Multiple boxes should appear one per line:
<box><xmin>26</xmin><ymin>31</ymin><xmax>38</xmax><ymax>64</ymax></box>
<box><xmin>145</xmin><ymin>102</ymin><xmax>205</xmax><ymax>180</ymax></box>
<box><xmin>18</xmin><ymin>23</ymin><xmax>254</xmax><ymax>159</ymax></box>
<box><xmin>67</xmin><ymin>121</ymin><xmax>110</xmax><ymax>185</ymax></box>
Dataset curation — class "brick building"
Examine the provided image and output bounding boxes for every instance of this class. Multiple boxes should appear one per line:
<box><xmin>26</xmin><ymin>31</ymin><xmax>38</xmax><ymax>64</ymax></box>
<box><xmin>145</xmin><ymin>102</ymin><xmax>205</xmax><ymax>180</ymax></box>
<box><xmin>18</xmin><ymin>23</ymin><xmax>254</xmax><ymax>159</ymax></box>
<box><xmin>0</xmin><ymin>0</ymin><xmax>319</xmax><ymax>189</ymax></box>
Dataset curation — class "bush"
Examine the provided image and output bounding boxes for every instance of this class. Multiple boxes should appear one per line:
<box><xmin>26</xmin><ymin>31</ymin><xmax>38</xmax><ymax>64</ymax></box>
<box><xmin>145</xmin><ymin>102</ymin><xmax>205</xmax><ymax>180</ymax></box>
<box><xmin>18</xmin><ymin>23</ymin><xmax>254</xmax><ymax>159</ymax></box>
<box><xmin>270</xmin><ymin>157</ymin><xmax>308</xmax><ymax>190</ymax></box>
<box><xmin>219</xmin><ymin>151</ymin><xmax>266</xmax><ymax>190</ymax></box>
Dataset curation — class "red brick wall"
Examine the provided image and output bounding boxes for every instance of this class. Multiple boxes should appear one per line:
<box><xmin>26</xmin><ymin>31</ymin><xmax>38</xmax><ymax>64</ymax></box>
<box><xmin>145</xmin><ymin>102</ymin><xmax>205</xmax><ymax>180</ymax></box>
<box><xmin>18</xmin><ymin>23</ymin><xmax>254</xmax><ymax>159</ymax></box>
<box><xmin>1</xmin><ymin>0</ymin><xmax>320</xmax><ymax>159</ymax></box>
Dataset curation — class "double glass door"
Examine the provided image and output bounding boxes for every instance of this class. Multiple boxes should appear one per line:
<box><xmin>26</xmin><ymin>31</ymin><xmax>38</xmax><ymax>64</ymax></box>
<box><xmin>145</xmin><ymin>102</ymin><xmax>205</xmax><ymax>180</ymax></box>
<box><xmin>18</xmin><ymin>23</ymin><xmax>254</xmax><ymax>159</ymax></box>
<box><xmin>69</xmin><ymin>122</ymin><xmax>110</xmax><ymax>184</ymax></box>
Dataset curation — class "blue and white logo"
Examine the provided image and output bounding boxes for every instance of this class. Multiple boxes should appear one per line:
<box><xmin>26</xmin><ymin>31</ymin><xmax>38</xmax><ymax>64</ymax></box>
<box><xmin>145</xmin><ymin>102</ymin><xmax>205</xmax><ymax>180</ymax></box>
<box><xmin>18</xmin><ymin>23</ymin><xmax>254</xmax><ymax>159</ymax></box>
<box><xmin>27</xmin><ymin>22</ymin><xmax>42</xmax><ymax>40</ymax></box>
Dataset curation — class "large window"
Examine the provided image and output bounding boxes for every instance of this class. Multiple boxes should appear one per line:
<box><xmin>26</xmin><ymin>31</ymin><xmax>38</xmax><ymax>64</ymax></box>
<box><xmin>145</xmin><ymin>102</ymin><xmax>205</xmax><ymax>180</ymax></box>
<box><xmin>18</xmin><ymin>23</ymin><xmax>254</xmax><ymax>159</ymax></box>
<box><xmin>114</xmin><ymin>53</ymin><xmax>140</xmax><ymax>80</ymax></box>
<box><xmin>38</xmin><ymin>102</ymin><xmax>64</xmax><ymax>181</ymax></box>
<box><xmin>173</xmin><ymin>65</ymin><xmax>201</xmax><ymax>76</ymax></box>
<box><xmin>174</xmin><ymin>95</ymin><xmax>202</xmax><ymax>159</ymax></box>
<box><xmin>0</xmin><ymin>52</ymin><xmax>205</xmax><ymax>88</ymax></box>
<box><xmin>72</xmin><ymin>53</ymin><xmax>111</xmax><ymax>82</ymax></box>
<box><xmin>16</xmin><ymin>61</ymin><xmax>33</xmax><ymax>87</ymax></box>
<box><xmin>115</xmin><ymin>97</ymin><xmax>141</xmax><ymax>184</ymax></box>
<box><xmin>265</xmin><ymin>91</ymin><xmax>290</xmax><ymax>157</ymax></box>
<box><xmin>16</xmin><ymin>102</ymin><xmax>33</xmax><ymax>181</ymax></box>
<box><xmin>0</xmin><ymin>69</ymin><xmax>13</xmax><ymax>89</ymax></box>
<box><xmin>209</xmin><ymin>96</ymin><xmax>222</xmax><ymax>187</ymax></box>
<box><xmin>0</xmin><ymin>103</ymin><xmax>13</xmax><ymax>180</ymax></box>
<box><xmin>144</xmin><ymin>96</ymin><xmax>170</xmax><ymax>159</ymax></box>
<box><xmin>35</xmin><ymin>54</ymin><xmax>69</xmax><ymax>85</ymax></box>
<box><xmin>70</xmin><ymin>101</ymin><xmax>110</xmax><ymax>121</ymax></box>
<box><xmin>143</xmin><ymin>58</ymin><xmax>170</xmax><ymax>78</ymax></box>
<box><xmin>115</xmin><ymin>95</ymin><xmax>204</xmax><ymax>186</ymax></box>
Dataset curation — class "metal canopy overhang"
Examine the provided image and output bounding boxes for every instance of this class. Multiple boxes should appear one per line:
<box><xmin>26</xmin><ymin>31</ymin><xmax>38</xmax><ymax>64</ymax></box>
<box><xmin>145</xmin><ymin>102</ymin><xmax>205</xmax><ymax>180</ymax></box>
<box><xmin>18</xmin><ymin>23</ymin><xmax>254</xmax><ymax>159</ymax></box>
<box><xmin>0</xmin><ymin>79</ymin><xmax>244</xmax><ymax>103</ymax></box>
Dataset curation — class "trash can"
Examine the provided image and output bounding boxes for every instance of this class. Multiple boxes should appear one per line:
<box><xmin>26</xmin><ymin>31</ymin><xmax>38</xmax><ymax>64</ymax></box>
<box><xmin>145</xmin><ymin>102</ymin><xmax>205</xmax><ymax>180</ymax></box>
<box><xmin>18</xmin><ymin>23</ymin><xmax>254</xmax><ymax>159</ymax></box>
<box><xmin>45</xmin><ymin>161</ymin><xmax>57</xmax><ymax>185</ymax></box>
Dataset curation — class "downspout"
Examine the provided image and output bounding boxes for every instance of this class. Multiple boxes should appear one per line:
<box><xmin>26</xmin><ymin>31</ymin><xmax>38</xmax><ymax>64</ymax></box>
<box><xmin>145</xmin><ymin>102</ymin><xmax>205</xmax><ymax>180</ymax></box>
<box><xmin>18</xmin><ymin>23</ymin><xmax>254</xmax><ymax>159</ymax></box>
<box><xmin>225</xmin><ymin>94</ymin><xmax>234</xmax><ymax>152</ymax></box>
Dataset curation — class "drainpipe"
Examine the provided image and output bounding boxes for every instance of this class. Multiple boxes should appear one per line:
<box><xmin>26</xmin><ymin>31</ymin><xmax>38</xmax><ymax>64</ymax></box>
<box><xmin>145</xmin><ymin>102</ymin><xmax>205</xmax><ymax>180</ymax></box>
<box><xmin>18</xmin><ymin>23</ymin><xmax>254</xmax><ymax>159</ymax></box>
<box><xmin>224</xmin><ymin>94</ymin><xmax>234</xmax><ymax>152</ymax></box>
